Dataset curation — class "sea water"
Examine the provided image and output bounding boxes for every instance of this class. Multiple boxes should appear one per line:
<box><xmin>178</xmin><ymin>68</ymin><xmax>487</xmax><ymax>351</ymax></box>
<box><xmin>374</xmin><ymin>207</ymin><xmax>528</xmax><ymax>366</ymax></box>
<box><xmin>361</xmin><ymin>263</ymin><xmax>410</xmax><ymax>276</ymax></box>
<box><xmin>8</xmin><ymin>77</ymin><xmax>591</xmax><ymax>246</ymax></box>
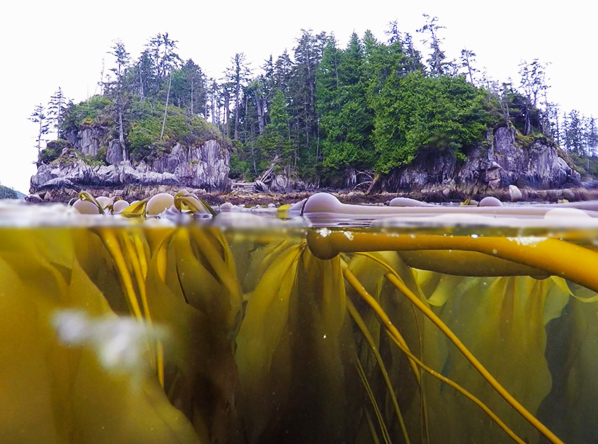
<box><xmin>0</xmin><ymin>198</ymin><xmax>596</xmax><ymax>444</ymax></box>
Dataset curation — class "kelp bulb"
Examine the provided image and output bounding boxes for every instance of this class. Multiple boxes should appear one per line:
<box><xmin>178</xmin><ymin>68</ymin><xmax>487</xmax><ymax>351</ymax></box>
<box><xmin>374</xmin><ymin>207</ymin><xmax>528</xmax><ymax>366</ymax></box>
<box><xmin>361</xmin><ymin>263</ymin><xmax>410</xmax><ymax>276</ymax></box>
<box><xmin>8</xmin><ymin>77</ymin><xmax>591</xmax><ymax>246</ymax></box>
<box><xmin>479</xmin><ymin>196</ymin><xmax>503</xmax><ymax>207</ymax></box>
<box><xmin>146</xmin><ymin>193</ymin><xmax>175</xmax><ymax>216</ymax></box>
<box><xmin>96</xmin><ymin>196</ymin><xmax>113</xmax><ymax>209</ymax></box>
<box><xmin>113</xmin><ymin>200</ymin><xmax>129</xmax><ymax>214</ymax></box>
<box><xmin>302</xmin><ymin>193</ymin><xmax>343</xmax><ymax>214</ymax></box>
<box><xmin>389</xmin><ymin>197</ymin><xmax>430</xmax><ymax>207</ymax></box>
<box><xmin>73</xmin><ymin>200</ymin><xmax>100</xmax><ymax>214</ymax></box>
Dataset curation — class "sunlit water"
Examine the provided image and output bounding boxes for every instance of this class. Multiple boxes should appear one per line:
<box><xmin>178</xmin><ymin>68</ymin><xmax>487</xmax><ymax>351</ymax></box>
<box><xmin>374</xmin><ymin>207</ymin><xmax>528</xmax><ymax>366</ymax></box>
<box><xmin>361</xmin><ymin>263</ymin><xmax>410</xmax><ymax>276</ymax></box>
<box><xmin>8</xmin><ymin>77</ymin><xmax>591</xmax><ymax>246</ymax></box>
<box><xmin>1</xmin><ymin>197</ymin><xmax>597</xmax><ymax>444</ymax></box>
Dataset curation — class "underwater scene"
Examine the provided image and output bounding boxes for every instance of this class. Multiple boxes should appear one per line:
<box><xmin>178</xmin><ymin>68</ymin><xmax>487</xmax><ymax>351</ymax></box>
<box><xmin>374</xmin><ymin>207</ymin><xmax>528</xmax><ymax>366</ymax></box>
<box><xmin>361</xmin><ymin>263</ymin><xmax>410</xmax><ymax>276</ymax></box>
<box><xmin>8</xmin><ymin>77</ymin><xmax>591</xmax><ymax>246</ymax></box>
<box><xmin>2</xmin><ymin>192</ymin><xmax>598</xmax><ymax>444</ymax></box>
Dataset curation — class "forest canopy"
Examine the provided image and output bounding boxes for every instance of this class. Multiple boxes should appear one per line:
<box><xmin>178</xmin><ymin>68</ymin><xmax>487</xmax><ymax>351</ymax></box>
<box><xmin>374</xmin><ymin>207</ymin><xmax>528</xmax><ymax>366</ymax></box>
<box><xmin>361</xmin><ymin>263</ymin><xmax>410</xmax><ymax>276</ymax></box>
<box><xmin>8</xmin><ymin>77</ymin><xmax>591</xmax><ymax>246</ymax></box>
<box><xmin>31</xmin><ymin>20</ymin><xmax>598</xmax><ymax>186</ymax></box>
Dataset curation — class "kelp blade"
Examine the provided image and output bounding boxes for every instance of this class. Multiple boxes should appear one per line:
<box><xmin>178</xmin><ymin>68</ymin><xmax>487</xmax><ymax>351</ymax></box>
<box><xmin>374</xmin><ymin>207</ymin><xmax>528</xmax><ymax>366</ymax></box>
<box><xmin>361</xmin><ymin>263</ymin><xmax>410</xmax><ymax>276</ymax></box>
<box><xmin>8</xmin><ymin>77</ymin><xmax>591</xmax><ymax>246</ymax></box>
<box><xmin>1</xmin><ymin>218</ymin><xmax>598</xmax><ymax>443</ymax></box>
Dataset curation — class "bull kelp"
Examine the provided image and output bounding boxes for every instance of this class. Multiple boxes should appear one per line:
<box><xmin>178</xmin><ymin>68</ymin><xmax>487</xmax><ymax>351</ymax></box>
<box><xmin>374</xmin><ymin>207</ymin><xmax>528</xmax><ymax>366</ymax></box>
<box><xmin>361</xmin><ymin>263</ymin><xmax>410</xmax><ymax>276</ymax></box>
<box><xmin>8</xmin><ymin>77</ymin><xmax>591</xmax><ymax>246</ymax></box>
<box><xmin>2</xmin><ymin>193</ymin><xmax>598</xmax><ymax>444</ymax></box>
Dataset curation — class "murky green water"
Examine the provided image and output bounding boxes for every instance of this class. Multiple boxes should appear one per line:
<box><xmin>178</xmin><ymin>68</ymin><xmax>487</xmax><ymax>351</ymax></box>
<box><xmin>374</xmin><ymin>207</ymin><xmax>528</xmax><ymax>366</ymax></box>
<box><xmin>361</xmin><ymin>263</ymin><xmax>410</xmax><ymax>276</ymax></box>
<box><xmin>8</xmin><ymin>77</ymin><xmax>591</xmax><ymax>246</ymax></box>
<box><xmin>1</xmin><ymin>199</ymin><xmax>597</xmax><ymax>444</ymax></box>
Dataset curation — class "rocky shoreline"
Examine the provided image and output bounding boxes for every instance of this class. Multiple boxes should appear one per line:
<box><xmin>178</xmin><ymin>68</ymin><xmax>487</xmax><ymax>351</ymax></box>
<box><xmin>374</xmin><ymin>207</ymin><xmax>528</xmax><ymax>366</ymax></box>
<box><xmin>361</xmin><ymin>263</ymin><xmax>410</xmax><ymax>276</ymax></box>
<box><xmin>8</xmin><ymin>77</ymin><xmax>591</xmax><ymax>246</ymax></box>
<box><xmin>28</xmin><ymin>124</ymin><xmax>592</xmax><ymax>206</ymax></box>
<box><xmin>28</xmin><ymin>182</ymin><xmax>598</xmax><ymax>208</ymax></box>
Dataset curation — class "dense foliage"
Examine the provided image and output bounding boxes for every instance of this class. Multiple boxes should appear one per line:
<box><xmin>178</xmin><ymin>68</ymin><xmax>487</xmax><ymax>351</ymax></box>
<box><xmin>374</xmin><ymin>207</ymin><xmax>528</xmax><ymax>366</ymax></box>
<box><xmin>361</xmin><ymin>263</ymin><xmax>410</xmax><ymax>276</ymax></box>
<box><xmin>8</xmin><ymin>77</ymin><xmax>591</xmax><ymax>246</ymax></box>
<box><xmin>32</xmin><ymin>21</ymin><xmax>598</xmax><ymax>184</ymax></box>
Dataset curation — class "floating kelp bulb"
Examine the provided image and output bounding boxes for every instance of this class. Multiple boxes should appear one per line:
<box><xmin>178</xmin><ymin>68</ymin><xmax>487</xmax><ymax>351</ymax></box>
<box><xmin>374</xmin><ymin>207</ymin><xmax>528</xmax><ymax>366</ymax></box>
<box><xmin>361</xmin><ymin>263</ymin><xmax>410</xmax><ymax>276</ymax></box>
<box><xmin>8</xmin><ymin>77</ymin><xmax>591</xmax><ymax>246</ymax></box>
<box><xmin>302</xmin><ymin>193</ymin><xmax>343</xmax><ymax>214</ymax></box>
<box><xmin>287</xmin><ymin>198</ymin><xmax>307</xmax><ymax>217</ymax></box>
<box><xmin>220</xmin><ymin>202</ymin><xmax>233</xmax><ymax>212</ymax></box>
<box><xmin>112</xmin><ymin>200</ymin><xmax>129</xmax><ymax>214</ymax></box>
<box><xmin>389</xmin><ymin>197</ymin><xmax>431</xmax><ymax>207</ymax></box>
<box><xmin>96</xmin><ymin>196</ymin><xmax>113</xmax><ymax>209</ymax></box>
<box><xmin>73</xmin><ymin>199</ymin><xmax>100</xmax><ymax>214</ymax></box>
<box><xmin>544</xmin><ymin>208</ymin><xmax>591</xmax><ymax>219</ymax></box>
<box><xmin>479</xmin><ymin>196</ymin><xmax>503</xmax><ymax>207</ymax></box>
<box><xmin>146</xmin><ymin>193</ymin><xmax>175</xmax><ymax>216</ymax></box>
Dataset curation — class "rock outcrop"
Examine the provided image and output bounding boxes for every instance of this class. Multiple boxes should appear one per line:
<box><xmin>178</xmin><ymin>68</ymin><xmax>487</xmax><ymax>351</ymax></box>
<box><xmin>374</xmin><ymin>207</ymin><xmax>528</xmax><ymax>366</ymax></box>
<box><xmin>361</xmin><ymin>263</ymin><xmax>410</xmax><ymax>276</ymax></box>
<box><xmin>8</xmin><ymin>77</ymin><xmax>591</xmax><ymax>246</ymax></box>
<box><xmin>31</xmin><ymin>140</ymin><xmax>231</xmax><ymax>193</ymax></box>
<box><xmin>372</xmin><ymin>127</ymin><xmax>581</xmax><ymax>194</ymax></box>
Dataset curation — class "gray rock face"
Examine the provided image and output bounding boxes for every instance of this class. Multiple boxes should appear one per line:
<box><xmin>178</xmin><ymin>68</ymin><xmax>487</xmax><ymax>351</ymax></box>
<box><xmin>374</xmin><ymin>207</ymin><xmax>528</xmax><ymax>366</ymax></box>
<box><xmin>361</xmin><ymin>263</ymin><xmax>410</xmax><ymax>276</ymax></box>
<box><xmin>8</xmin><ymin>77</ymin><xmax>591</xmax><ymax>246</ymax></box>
<box><xmin>31</xmin><ymin>160</ymin><xmax>180</xmax><ymax>191</ymax></box>
<box><xmin>30</xmin><ymin>139</ymin><xmax>231</xmax><ymax>192</ymax></box>
<box><xmin>106</xmin><ymin>140</ymin><xmax>124</xmax><ymax>165</ymax></box>
<box><xmin>374</xmin><ymin>127</ymin><xmax>580</xmax><ymax>193</ymax></box>
<box><xmin>148</xmin><ymin>141</ymin><xmax>231</xmax><ymax>190</ymax></box>
<box><xmin>78</xmin><ymin>127</ymin><xmax>107</xmax><ymax>157</ymax></box>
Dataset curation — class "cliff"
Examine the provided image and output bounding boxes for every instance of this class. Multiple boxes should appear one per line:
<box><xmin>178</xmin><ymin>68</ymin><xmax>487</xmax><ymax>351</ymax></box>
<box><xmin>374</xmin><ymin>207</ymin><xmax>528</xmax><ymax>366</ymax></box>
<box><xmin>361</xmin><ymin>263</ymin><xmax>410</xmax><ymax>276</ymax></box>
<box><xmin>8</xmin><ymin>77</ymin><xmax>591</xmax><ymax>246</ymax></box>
<box><xmin>371</xmin><ymin>127</ymin><xmax>581</xmax><ymax>196</ymax></box>
<box><xmin>31</xmin><ymin>133</ymin><xmax>231</xmax><ymax>193</ymax></box>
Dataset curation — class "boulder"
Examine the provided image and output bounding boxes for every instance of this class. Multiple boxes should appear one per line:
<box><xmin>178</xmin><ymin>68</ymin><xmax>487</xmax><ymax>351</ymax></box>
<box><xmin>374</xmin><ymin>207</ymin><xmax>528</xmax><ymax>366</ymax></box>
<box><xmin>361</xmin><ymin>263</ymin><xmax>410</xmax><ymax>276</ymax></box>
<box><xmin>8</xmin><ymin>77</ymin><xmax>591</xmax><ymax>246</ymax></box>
<box><xmin>508</xmin><ymin>185</ymin><xmax>523</xmax><ymax>201</ymax></box>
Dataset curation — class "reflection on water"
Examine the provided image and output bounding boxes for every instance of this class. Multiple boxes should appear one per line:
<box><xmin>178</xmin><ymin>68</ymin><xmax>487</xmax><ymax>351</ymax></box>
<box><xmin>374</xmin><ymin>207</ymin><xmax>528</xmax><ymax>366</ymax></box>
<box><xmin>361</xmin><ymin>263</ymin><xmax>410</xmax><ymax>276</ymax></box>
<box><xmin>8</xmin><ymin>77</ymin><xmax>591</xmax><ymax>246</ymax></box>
<box><xmin>0</xmin><ymin>198</ymin><xmax>597</xmax><ymax>443</ymax></box>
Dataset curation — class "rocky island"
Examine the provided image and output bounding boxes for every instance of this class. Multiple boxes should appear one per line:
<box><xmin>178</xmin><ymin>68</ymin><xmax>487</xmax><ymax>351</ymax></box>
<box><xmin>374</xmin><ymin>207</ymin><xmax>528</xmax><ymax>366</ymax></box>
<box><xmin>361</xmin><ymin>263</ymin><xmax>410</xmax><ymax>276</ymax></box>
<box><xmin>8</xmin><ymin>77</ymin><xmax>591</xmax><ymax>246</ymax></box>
<box><xmin>27</xmin><ymin>29</ymin><xmax>597</xmax><ymax>204</ymax></box>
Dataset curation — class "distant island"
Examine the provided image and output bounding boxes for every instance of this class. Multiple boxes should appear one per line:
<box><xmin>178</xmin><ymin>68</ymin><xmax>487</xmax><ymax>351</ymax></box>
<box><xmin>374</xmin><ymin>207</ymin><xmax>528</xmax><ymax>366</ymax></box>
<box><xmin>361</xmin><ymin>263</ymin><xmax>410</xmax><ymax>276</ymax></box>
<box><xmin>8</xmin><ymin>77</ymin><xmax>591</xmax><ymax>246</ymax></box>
<box><xmin>26</xmin><ymin>19</ymin><xmax>598</xmax><ymax>202</ymax></box>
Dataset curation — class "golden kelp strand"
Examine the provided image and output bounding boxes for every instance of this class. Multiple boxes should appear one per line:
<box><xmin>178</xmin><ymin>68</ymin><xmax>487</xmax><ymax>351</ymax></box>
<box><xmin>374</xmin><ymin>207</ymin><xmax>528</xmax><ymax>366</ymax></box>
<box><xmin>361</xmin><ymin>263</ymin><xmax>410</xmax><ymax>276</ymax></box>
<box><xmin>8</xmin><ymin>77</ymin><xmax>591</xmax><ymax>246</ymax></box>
<box><xmin>97</xmin><ymin>228</ymin><xmax>143</xmax><ymax>320</ymax></box>
<box><xmin>96</xmin><ymin>228</ymin><xmax>165</xmax><ymax>386</ymax></box>
<box><xmin>121</xmin><ymin>232</ymin><xmax>165</xmax><ymax>386</ymax></box>
<box><xmin>383</xmin><ymin>324</ymin><xmax>526</xmax><ymax>444</ymax></box>
<box><xmin>348</xmin><ymin>253</ymin><xmax>528</xmax><ymax>443</ymax></box>
<box><xmin>307</xmin><ymin>230</ymin><xmax>598</xmax><ymax>294</ymax></box>
<box><xmin>382</xmin><ymin>270</ymin><xmax>565</xmax><ymax>444</ymax></box>
<box><xmin>355</xmin><ymin>357</ymin><xmax>393</xmax><ymax>444</ymax></box>
<box><xmin>364</xmin><ymin>409</ymin><xmax>382</xmax><ymax>444</ymax></box>
<box><xmin>344</xmin><ymin>264</ymin><xmax>421</xmax><ymax>386</ymax></box>
<box><xmin>346</xmin><ymin>297</ymin><xmax>412</xmax><ymax>444</ymax></box>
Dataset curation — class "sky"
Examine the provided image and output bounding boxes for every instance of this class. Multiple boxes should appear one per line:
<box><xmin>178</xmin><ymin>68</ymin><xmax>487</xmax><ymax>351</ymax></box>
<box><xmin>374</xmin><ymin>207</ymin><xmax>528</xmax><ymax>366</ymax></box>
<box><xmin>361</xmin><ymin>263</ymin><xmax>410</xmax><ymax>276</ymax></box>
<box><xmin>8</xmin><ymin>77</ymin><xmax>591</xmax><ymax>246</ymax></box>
<box><xmin>1</xmin><ymin>0</ymin><xmax>596</xmax><ymax>193</ymax></box>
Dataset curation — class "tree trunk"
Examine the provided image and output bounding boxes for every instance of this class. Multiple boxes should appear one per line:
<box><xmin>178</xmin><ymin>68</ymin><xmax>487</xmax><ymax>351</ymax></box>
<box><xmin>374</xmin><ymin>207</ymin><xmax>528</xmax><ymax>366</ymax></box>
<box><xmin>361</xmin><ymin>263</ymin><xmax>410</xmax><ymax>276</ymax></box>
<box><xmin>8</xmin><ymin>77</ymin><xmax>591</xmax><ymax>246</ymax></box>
<box><xmin>255</xmin><ymin>91</ymin><xmax>265</xmax><ymax>135</ymax></box>
<box><xmin>160</xmin><ymin>74</ymin><xmax>172</xmax><ymax>140</ymax></box>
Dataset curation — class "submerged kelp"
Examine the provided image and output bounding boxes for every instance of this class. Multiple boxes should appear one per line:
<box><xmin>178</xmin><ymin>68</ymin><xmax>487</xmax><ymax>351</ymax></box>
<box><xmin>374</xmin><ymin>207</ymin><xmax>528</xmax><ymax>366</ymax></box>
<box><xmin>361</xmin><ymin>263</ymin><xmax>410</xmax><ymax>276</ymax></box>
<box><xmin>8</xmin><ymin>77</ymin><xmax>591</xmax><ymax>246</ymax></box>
<box><xmin>2</xmin><ymin>196</ymin><xmax>598</xmax><ymax>443</ymax></box>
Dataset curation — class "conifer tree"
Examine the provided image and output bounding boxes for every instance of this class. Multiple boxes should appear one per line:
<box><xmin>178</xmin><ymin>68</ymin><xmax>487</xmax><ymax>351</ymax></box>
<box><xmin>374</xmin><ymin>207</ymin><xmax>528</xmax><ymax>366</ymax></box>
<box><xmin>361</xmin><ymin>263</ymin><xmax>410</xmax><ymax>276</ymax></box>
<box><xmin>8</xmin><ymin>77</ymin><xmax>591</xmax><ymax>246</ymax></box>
<box><xmin>417</xmin><ymin>14</ymin><xmax>449</xmax><ymax>76</ymax></box>
<box><xmin>29</xmin><ymin>104</ymin><xmax>49</xmax><ymax>156</ymax></box>
<box><xmin>47</xmin><ymin>87</ymin><xmax>69</xmax><ymax>139</ymax></box>
<box><xmin>108</xmin><ymin>40</ymin><xmax>130</xmax><ymax>159</ymax></box>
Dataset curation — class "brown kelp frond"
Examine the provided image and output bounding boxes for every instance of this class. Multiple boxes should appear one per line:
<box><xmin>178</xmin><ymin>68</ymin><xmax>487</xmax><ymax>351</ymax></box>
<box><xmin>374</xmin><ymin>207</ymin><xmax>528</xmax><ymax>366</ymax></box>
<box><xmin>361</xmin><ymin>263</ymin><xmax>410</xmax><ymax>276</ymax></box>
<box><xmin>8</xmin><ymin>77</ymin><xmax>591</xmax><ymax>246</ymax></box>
<box><xmin>382</xmin><ymin>321</ymin><xmax>527</xmax><ymax>444</ymax></box>
<box><xmin>355</xmin><ymin>357</ymin><xmax>394</xmax><ymax>444</ymax></box>
<box><xmin>344</xmin><ymin>264</ymin><xmax>421</xmax><ymax>387</ymax></box>
<box><xmin>352</xmin><ymin>252</ymin><xmax>564</xmax><ymax>444</ymax></box>
<box><xmin>120</xmin><ymin>198</ymin><xmax>148</xmax><ymax>218</ymax></box>
<box><xmin>175</xmin><ymin>189</ymin><xmax>217</xmax><ymax>216</ymax></box>
<box><xmin>346</xmin><ymin>297</ymin><xmax>412</xmax><ymax>444</ymax></box>
<box><xmin>95</xmin><ymin>228</ymin><xmax>164</xmax><ymax>384</ymax></box>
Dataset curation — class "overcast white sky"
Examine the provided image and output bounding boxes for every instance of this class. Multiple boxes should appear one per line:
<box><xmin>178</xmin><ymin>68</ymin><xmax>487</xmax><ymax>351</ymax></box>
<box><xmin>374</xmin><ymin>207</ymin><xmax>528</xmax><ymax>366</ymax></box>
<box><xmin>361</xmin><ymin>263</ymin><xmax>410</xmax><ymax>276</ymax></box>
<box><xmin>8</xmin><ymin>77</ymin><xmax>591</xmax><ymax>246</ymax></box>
<box><xmin>1</xmin><ymin>0</ymin><xmax>596</xmax><ymax>193</ymax></box>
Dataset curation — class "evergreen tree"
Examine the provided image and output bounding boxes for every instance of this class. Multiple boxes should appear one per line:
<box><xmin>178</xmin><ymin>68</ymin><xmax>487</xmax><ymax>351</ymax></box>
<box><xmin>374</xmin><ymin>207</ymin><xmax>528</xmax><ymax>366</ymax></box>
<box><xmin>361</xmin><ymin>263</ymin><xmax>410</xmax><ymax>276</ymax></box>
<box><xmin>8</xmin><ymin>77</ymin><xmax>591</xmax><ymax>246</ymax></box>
<box><xmin>564</xmin><ymin>109</ymin><xmax>584</xmax><ymax>155</ymax></box>
<box><xmin>417</xmin><ymin>14</ymin><xmax>449</xmax><ymax>76</ymax></box>
<box><xmin>585</xmin><ymin>117</ymin><xmax>598</xmax><ymax>156</ymax></box>
<box><xmin>460</xmin><ymin>49</ymin><xmax>478</xmax><ymax>84</ymax></box>
<box><xmin>224</xmin><ymin>53</ymin><xmax>252</xmax><ymax>140</ymax></box>
<box><xmin>317</xmin><ymin>33</ymin><xmax>374</xmax><ymax>175</ymax></box>
<box><xmin>107</xmin><ymin>39</ymin><xmax>131</xmax><ymax>159</ymax></box>
<box><xmin>257</xmin><ymin>89</ymin><xmax>292</xmax><ymax>167</ymax></box>
<box><xmin>372</xmin><ymin>72</ymin><xmax>491</xmax><ymax>173</ymax></box>
<box><xmin>290</xmin><ymin>30</ymin><xmax>329</xmax><ymax>169</ymax></box>
<box><xmin>146</xmin><ymin>33</ymin><xmax>182</xmax><ymax>88</ymax></box>
<box><xmin>518</xmin><ymin>59</ymin><xmax>548</xmax><ymax>135</ymax></box>
<box><xmin>47</xmin><ymin>87</ymin><xmax>70</xmax><ymax>139</ymax></box>
<box><xmin>170</xmin><ymin>59</ymin><xmax>207</xmax><ymax>116</ymax></box>
<box><xmin>134</xmin><ymin>49</ymin><xmax>157</xmax><ymax>100</ymax></box>
<box><xmin>29</xmin><ymin>103</ymin><xmax>49</xmax><ymax>156</ymax></box>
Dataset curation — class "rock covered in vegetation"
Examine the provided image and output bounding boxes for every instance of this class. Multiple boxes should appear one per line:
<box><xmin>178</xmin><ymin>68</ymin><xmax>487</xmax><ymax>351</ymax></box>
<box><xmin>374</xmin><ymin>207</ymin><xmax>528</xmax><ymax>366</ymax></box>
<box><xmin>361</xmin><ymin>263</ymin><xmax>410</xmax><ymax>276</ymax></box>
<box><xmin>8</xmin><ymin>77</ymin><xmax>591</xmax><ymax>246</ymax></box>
<box><xmin>372</xmin><ymin>127</ymin><xmax>581</xmax><ymax>193</ymax></box>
